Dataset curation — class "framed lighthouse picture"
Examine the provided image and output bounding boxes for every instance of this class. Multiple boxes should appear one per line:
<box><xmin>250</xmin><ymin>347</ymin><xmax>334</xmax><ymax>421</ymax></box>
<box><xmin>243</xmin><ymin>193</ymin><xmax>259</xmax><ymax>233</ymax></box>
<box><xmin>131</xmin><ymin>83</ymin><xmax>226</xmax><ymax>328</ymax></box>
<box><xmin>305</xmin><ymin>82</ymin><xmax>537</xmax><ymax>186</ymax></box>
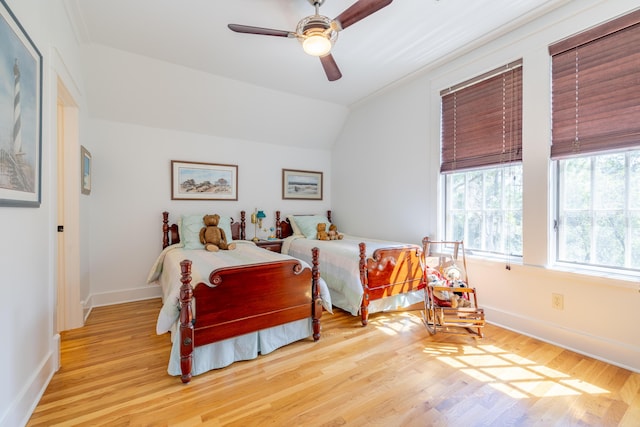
<box><xmin>0</xmin><ymin>0</ymin><xmax>42</xmax><ymax>207</ymax></box>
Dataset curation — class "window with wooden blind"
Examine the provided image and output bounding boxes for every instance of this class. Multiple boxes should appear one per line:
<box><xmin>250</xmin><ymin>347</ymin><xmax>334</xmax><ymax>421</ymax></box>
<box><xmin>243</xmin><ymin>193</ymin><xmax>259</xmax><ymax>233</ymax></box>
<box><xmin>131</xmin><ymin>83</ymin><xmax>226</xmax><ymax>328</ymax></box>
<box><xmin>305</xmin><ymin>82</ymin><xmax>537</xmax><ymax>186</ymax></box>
<box><xmin>550</xmin><ymin>9</ymin><xmax>640</xmax><ymax>273</ymax></box>
<box><xmin>440</xmin><ymin>61</ymin><xmax>523</xmax><ymax>258</ymax></box>
<box><xmin>550</xmin><ymin>9</ymin><xmax>640</xmax><ymax>159</ymax></box>
<box><xmin>441</xmin><ymin>60</ymin><xmax>522</xmax><ymax>173</ymax></box>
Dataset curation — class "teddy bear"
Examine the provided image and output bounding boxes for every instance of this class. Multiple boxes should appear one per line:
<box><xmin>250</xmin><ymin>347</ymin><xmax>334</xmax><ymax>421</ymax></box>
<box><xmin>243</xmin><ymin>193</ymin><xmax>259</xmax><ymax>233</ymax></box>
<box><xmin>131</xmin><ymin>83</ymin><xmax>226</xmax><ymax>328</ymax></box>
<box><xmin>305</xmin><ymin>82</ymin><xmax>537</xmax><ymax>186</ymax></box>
<box><xmin>199</xmin><ymin>214</ymin><xmax>236</xmax><ymax>251</ymax></box>
<box><xmin>449</xmin><ymin>291</ymin><xmax>471</xmax><ymax>308</ymax></box>
<box><xmin>328</xmin><ymin>224</ymin><xmax>344</xmax><ymax>240</ymax></box>
<box><xmin>316</xmin><ymin>223</ymin><xmax>330</xmax><ymax>240</ymax></box>
<box><xmin>443</xmin><ymin>265</ymin><xmax>471</xmax><ymax>308</ymax></box>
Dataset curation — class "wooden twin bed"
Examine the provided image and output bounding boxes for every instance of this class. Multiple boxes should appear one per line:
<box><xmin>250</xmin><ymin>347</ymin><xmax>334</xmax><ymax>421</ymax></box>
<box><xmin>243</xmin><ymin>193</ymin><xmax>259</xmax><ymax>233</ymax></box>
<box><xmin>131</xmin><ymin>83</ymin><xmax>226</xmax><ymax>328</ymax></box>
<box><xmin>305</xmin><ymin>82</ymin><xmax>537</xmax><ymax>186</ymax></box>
<box><xmin>158</xmin><ymin>211</ymin><xmax>322</xmax><ymax>383</ymax></box>
<box><xmin>275</xmin><ymin>211</ymin><xmax>426</xmax><ymax>326</ymax></box>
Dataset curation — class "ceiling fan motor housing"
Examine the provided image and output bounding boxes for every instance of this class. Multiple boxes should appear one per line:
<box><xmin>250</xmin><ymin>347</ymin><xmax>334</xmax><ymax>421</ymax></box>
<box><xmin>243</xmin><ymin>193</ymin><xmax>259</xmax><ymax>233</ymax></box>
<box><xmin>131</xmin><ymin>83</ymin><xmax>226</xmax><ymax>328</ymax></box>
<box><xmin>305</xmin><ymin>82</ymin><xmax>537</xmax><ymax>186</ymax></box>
<box><xmin>297</xmin><ymin>15</ymin><xmax>337</xmax><ymax>41</ymax></box>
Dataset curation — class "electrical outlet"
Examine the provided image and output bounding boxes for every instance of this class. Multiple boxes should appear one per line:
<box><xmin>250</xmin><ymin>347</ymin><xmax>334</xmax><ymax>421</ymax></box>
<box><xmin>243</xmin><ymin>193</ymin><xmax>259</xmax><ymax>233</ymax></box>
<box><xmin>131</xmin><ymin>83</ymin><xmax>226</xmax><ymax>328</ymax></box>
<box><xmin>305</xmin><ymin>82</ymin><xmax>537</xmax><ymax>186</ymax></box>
<box><xmin>552</xmin><ymin>293</ymin><xmax>564</xmax><ymax>310</ymax></box>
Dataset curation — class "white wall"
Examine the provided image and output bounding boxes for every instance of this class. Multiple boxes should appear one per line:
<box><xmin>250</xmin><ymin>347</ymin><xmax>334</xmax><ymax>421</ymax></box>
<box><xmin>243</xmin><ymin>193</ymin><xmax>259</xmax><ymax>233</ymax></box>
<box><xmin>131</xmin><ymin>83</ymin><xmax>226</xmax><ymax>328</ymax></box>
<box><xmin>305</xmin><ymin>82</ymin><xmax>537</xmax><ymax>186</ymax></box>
<box><xmin>87</xmin><ymin>119</ymin><xmax>332</xmax><ymax>306</ymax></box>
<box><xmin>332</xmin><ymin>0</ymin><xmax>640</xmax><ymax>372</ymax></box>
<box><xmin>0</xmin><ymin>1</ymin><xmax>87</xmax><ymax>426</ymax></box>
<box><xmin>81</xmin><ymin>44</ymin><xmax>349</xmax><ymax>151</ymax></box>
<box><xmin>331</xmin><ymin>80</ymin><xmax>435</xmax><ymax>243</ymax></box>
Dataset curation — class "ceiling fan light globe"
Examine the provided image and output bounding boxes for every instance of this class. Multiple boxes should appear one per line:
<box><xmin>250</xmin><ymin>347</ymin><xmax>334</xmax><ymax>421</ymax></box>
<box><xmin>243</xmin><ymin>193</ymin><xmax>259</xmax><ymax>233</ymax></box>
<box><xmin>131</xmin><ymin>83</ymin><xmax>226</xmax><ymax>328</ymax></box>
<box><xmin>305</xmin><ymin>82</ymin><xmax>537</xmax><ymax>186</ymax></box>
<box><xmin>302</xmin><ymin>34</ymin><xmax>332</xmax><ymax>56</ymax></box>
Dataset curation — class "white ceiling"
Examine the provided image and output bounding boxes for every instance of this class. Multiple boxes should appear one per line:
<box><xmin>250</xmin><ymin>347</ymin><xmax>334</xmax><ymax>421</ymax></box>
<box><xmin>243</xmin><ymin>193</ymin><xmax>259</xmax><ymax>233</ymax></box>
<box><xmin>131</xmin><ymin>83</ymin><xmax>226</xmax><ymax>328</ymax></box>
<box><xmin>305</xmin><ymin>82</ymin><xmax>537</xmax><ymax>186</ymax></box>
<box><xmin>65</xmin><ymin>0</ymin><xmax>572</xmax><ymax>107</ymax></box>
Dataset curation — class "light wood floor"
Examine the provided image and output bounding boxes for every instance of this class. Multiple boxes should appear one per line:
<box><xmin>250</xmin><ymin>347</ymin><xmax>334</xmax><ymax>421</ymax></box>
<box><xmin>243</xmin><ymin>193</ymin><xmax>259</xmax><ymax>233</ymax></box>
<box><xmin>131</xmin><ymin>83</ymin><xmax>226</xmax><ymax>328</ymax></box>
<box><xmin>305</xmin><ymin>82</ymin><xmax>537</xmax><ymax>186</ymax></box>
<box><xmin>28</xmin><ymin>299</ymin><xmax>639</xmax><ymax>426</ymax></box>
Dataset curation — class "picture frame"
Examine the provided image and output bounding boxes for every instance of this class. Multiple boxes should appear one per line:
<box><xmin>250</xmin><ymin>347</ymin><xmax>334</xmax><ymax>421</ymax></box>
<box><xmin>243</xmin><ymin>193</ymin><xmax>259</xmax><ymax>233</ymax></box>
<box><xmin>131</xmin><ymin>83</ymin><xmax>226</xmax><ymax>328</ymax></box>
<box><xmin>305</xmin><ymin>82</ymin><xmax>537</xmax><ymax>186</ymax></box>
<box><xmin>171</xmin><ymin>160</ymin><xmax>238</xmax><ymax>201</ymax></box>
<box><xmin>81</xmin><ymin>146</ymin><xmax>91</xmax><ymax>195</ymax></box>
<box><xmin>0</xmin><ymin>0</ymin><xmax>43</xmax><ymax>207</ymax></box>
<box><xmin>282</xmin><ymin>169</ymin><xmax>323</xmax><ymax>200</ymax></box>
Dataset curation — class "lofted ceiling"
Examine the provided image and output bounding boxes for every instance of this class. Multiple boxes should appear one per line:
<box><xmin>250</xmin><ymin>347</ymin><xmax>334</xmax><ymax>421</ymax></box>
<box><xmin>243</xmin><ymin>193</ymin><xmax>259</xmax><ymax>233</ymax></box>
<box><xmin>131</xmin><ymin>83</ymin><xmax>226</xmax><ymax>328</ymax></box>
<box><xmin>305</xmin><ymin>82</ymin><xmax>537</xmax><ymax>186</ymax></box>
<box><xmin>65</xmin><ymin>0</ymin><xmax>572</xmax><ymax>107</ymax></box>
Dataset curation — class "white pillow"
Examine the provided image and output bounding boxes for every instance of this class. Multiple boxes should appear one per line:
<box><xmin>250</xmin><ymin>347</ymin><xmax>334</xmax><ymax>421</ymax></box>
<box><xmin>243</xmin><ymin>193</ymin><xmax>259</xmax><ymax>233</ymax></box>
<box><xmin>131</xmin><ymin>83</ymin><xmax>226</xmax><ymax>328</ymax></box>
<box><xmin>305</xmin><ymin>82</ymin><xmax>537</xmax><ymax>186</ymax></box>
<box><xmin>287</xmin><ymin>215</ymin><xmax>303</xmax><ymax>236</ymax></box>
<box><xmin>292</xmin><ymin>215</ymin><xmax>331</xmax><ymax>240</ymax></box>
<box><xmin>180</xmin><ymin>214</ymin><xmax>234</xmax><ymax>249</ymax></box>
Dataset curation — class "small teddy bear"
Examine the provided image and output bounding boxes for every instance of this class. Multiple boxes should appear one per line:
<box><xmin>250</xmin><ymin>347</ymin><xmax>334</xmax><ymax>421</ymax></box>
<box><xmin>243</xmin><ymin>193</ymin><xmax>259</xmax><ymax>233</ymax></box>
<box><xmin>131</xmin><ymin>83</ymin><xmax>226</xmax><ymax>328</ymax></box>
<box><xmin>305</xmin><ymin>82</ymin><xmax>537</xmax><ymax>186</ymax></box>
<box><xmin>316</xmin><ymin>223</ymin><xmax>330</xmax><ymax>240</ymax></box>
<box><xmin>199</xmin><ymin>214</ymin><xmax>236</xmax><ymax>251</ymax></box>
<box><xmin>450</xmin><ymin>293</ymin><xmax>471</xmax><ymax>308</ymax></box>
<box><xmin>328</xmin><ymin>224</ymin><xmax>344</xmax><ymax>240</ymax></box>
<box><xmin>444</xmin><ymin>265</ymin><xmax>471</xmax><ymax>308</ymax></box>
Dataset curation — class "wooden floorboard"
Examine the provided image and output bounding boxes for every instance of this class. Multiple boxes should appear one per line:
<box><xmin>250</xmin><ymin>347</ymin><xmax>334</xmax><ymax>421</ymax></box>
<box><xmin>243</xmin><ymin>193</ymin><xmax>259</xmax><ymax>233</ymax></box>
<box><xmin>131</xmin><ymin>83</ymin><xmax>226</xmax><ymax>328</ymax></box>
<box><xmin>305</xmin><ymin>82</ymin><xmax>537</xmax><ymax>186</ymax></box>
<box><xmin>28</xmin><ymin>299</ymin><xmax>640</xmax><ymax>426</ymax></box>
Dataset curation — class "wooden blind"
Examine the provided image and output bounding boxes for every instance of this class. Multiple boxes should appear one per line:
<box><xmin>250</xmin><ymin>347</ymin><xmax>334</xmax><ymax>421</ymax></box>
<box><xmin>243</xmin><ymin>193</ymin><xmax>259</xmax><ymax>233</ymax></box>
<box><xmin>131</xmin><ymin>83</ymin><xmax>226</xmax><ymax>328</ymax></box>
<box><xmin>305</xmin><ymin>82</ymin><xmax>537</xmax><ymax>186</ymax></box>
<box><xmin>549</xmin><ymin>9</ymin><xmax>640</xmax><ymax>159</ymax></box>
<box><xmin>440</xmin><ymin>61</ymin><xmax>522</xmax><ymax>173</ymax></box>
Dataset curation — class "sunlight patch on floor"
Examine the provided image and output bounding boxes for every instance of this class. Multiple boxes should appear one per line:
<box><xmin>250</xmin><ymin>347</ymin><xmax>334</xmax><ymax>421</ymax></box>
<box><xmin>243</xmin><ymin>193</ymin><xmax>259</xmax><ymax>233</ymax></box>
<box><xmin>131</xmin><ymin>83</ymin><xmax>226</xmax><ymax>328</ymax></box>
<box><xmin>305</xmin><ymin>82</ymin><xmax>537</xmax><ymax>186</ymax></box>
<box><xmin>371</xmin><ymin>311</ymin><xmax>424</xmax><ymax>336</ymax></box>
<box><xmin>424</xmin><ymin>341</ymin><xmax>609</xmax><ymax>399</ymax></box>
<box><xmin>367</xmin><ymin>312</ymin><xmax>611</xmax><ymax>399</ymax></box>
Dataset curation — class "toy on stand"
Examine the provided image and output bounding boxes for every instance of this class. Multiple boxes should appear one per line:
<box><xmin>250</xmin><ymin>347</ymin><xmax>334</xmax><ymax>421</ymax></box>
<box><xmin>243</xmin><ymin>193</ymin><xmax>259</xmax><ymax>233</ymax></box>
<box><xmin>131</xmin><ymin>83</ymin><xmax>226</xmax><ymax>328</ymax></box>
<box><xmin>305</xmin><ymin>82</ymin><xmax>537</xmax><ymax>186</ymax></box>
<box><xmin>422</xmin><ymin>239</ymin><xmax>485</xmax><ymax>337</ymax></box>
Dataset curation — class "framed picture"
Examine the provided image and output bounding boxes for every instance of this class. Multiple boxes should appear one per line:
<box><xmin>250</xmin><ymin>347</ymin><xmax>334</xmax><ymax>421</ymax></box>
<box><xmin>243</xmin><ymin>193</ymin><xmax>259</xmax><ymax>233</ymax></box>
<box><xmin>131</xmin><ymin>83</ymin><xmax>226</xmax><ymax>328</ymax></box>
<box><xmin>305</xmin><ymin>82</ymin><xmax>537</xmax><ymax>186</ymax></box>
<box><xmin>0</xmin><ymin>0</ymin><xmax>42</xmax><ymax>207</ymax></box>
<box><xmin>282</xmin><ymin>169</ymin><xmax>323</xmax><ymax>200</ymax></box>
<box><xmin>171</xmin><ymin>160</ymin><xmax>238</xmax><ymax>201</ymax></box>
<box><xmin>81</xmin><ymin>146</ymin><xmax>91</xmax><ymax>195</ymax></box>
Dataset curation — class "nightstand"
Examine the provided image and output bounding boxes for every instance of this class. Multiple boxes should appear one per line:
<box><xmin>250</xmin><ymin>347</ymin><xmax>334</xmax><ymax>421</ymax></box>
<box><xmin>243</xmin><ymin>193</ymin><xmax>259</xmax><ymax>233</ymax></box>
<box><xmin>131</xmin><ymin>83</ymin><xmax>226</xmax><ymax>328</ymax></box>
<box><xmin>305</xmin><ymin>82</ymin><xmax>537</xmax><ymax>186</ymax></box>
<box><xmin>254</xmin><ymin>239</ymin><xmax>283</xmax><ymax>253</ymax></box>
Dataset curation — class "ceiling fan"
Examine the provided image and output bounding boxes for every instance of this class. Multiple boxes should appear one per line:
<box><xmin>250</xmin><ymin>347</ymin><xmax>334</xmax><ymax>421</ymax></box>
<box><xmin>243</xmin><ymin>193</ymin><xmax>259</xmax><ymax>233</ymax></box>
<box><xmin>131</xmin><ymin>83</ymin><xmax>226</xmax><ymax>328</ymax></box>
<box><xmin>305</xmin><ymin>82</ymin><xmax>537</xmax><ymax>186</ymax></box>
<box><xmin>228</xmin><ymin>0</ymin><xmax>393</xmax><ymax>81</ymax></box>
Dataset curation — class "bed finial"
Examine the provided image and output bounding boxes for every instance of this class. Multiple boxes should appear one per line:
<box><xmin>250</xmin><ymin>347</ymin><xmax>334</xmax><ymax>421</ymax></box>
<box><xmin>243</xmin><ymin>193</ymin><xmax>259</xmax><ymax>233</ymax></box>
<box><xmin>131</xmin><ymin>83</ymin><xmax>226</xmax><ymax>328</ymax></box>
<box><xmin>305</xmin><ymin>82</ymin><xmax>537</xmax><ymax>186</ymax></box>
<box><xmin>276</xmin><ymin>211</ymin><xmax>282</xmax><ymax>239</ymax></box>
<box><xmin>240</xmin><ymin>211</ymin><xmax>246</xmax><ymax>240</ymax></box>
<box><xmin>162</xmin><ymin>212</ymin><xmax>170</xmax><ymax>249</ymax></box>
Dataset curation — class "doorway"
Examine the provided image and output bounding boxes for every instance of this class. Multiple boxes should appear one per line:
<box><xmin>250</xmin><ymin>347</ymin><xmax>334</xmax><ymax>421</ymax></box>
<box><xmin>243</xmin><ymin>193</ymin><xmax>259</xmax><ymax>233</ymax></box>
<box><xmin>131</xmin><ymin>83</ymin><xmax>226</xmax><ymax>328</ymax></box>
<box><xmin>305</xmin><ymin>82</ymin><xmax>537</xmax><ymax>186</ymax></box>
<box><xmin>56</xmin><ymin>78</ymin><xmax>83</xmax><ymax>332</ymax></box>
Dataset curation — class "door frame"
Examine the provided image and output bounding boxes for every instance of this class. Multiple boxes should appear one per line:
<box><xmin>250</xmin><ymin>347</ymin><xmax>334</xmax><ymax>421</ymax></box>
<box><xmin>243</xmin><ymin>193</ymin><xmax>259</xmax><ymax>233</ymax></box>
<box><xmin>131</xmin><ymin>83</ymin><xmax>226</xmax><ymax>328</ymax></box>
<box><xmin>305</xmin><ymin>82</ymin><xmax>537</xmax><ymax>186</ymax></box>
<box><xmin>54</xmin><ymin>50</ymin><xmax>83</xmax><ymax>332</ymax></box>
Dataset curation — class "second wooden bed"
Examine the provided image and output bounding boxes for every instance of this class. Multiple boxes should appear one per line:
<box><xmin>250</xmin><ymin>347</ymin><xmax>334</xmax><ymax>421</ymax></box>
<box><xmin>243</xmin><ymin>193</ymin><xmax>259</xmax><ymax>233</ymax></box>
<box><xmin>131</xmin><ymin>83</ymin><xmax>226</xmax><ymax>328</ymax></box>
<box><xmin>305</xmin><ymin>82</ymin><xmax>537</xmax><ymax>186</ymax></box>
<box><xmin>275</xmin><ymin>210</ymin><xmax>426</xmax><ymax>326</ymax></box>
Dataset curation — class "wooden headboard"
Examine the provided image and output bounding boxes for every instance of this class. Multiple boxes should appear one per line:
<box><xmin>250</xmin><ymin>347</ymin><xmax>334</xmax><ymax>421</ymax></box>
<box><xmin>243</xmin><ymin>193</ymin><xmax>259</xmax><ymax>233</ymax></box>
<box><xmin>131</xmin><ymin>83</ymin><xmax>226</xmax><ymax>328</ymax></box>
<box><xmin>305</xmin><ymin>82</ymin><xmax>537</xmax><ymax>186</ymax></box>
<box><xmin>162</xmin><ymin>211</ymin><xmax>246</xmax><ymax>249</ymax></box>
<box><xmin>275</xmin><ymin>210</ymin><xmax>332</xmax><ymax>239</ymax></box>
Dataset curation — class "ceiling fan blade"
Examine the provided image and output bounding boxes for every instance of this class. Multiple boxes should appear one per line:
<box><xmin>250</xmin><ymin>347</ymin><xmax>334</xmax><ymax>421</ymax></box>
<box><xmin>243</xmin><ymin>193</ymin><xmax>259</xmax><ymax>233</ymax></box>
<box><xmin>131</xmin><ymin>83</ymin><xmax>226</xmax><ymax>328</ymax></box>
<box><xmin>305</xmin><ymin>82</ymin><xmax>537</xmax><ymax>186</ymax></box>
<box><xmin>320</xmin><ymin>54</ymin><xmax>342</xmax><ymax>81</ymax></box>
<box><xmin>334</xmin><ymin>0</ymin><xmax>393</xmax><ymax>30</ymax></box>
<box><xmin>228</xmin><ymin>24</ymin><xmax>294</xmax><ymax>38</ymax></box>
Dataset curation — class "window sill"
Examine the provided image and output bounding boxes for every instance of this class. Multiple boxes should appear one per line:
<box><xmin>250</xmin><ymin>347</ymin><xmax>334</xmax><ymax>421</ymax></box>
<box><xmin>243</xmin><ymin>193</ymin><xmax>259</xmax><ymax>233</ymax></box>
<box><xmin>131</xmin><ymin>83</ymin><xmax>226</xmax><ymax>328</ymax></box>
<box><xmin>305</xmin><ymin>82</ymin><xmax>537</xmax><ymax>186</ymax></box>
<box><xmin>551</xmin><ymin>262</ymin><xmax>640</xmax><ymax>289</ymax></box>
<box><xmin>465</xmin><ymin>255</ymin><xmax>640</xmax><ymax>290</ymax></box>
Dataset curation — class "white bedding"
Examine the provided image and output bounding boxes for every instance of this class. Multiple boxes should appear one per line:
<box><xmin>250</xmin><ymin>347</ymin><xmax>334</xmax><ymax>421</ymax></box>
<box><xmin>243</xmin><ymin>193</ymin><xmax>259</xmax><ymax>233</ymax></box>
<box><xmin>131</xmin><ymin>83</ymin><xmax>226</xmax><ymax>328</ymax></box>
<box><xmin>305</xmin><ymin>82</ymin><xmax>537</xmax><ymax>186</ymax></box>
<box><xmin>282</xmin><ymin>235</ymin><xmax>424</xmax><ymax>316</ymax></box>
<box><xmin>147</xmin><ymin>241</ymin><xmax>331</xmax><ymax>376</ymax></box>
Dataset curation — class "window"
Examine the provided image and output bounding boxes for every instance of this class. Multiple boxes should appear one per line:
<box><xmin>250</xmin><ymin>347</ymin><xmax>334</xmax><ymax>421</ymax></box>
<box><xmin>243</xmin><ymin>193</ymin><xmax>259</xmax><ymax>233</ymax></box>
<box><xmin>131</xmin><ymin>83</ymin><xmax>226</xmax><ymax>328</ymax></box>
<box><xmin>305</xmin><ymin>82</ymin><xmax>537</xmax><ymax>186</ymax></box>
<box><xmin>445</xmin><ymin>165</ymin><xmax>522</xmax><ymax>256</ymax></box>
<box><xmin>441</xmin><ymin>61</ymin><xmax>523</xmax><ymax>257</ymax></box>
<box><xmin>550</xmin><ymin>9</ymin><xmax>640</xmax><ymax>274</ymax></box>
<box><xmin>556</xmin><ymin>152</ymin><xmax>640</xmax><ymax>271</ymax></box>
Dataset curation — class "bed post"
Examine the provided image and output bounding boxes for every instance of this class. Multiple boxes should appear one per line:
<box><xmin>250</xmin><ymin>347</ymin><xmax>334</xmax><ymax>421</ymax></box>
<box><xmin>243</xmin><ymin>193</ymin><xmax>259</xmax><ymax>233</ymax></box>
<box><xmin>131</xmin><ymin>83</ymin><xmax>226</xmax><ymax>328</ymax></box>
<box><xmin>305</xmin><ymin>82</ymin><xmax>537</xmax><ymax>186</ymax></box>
<box><xmin>179</xmin><ymin>260</ymin><xmax>194</xmax><ymax>384</ymax></box>
<box><xmin>275</xmin><ymin>210</ymin><xmax>282</xmax><ymax>239</ymax></box>
<box><xmin>327</xmin><ymin>210</ymin><xmax>332</xmax><ymax>223</ymax></box>
<box><xmin>240</xmin><ymin>210</ymin><xmax>246</xmax><ymax>240</ymax></box>
<box><xmin>162</xmin><ymin>212</ymin><xmax>170</xmax><ymax>249</ymax></box>
<box><xmin>311</xmin><ymin>247</ymin><xmax>322</xmax><ymax>341</ymax></box>
<box><xmin>358</xmin><ymin>242</ymin><xmax>369</xmax><ymax>326</ymax></box>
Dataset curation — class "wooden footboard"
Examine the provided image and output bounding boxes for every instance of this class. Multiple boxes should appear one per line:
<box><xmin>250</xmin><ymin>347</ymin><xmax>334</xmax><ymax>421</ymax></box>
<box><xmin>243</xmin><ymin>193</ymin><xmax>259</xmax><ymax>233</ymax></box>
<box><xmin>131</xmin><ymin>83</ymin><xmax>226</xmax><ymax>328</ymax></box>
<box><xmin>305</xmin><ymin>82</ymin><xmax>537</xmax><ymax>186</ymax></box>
<box><xmin>178</xmin><ymin>248</ymin><xmax>321</xmax><ymax>383</ymax></box>
<box><xmin>359</xmin><ymin>243</ymin><xmax>426</xmax><ymax>326</ymax></box>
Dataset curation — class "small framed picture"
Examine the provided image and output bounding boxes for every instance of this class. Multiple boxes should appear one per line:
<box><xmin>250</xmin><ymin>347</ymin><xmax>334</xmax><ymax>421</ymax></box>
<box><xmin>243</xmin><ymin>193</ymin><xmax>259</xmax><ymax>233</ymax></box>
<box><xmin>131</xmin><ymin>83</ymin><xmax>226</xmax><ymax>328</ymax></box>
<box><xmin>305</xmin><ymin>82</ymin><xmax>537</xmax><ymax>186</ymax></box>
<box><xmin>171</xmin><ymin>160</ymin><xmax>238</xmax><ymax>200</ymax></box>
<box><xmin>282</xmin><ymin>169</ymin><xmax>323</xmax><ymax>200</ymax></box>
<box><xmin>81</xmin><ymin>146</ymin><xmax>91</xmax><ymax>195</ymax></box>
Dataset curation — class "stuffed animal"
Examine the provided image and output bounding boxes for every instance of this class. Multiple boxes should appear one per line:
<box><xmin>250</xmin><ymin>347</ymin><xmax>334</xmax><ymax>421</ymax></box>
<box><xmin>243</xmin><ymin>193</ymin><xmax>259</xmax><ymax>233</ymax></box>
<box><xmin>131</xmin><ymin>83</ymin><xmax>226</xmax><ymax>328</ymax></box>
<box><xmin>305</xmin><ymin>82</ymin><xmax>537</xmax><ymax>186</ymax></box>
<box><xmin>199</xmin><ymin>214</ymin><xmax>236</xmax><ymax>251</ymax></box>
<box><xmin>444</xmin><ymin>265</ymin><xmax>471</xmax><ymax>308</ymax></box>
<box><xmin>316</xmin><ymin>223</ymin><xmax>330</xmax><ymax>241</ymax></box>
<box><xmin>328</xmin><ymin>224</ymin><xmax>344</xmax><ymax>240</ymax></box>
<box><xmin>450</xmin><ymin>292</ymin><xmax>471</xmax><ymax>308</ymax></box>
<box><xmin>428</xmin><ymin>265</ymin><xmax>471</xmax><ymax>308</ymax></box>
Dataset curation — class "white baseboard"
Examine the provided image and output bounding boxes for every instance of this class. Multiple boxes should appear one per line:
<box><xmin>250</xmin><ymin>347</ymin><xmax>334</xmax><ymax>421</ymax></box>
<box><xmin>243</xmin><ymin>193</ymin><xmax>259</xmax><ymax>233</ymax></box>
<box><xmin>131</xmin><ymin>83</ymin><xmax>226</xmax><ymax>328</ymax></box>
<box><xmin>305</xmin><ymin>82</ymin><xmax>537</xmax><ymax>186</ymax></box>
<box><xmin>88</xmin><ymin>285</ymin><xmax>162</xmax><ymax>308</ymax></box>
<box><xmin>1</xmin><ymin>336</ymin><xmax>59</xmax><ymax>427</ymax></box>
<box><xmin>485</xmin><ymin>305</ymin><xmax>640</xmax><ymax>373</ymax></box>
